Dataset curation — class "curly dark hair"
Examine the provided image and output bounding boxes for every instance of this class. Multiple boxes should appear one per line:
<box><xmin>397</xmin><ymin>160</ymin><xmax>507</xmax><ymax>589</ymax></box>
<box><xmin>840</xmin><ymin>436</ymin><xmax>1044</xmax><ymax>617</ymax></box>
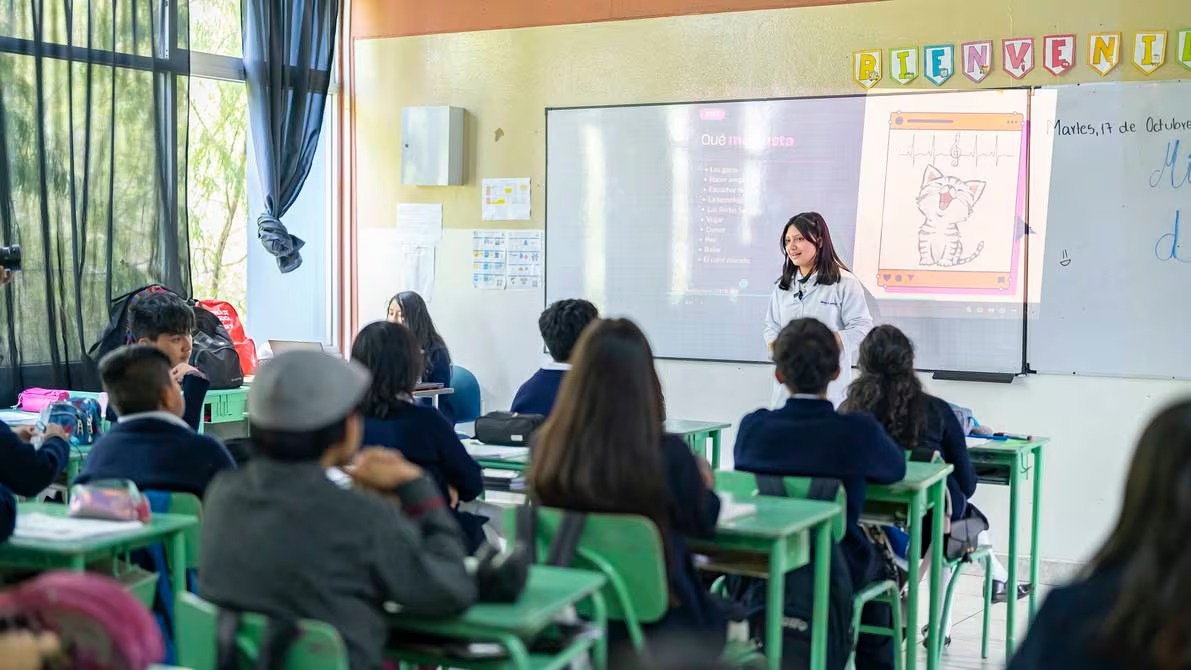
<box><xmin>773</xmin><ymin>318</ymin><xmax>840</xmax><ymax>395</ymax></box>
<box><xmin>539</xmin><ymin>299</ymin><xmax>598</xmax><ymax>362</ymax></box>
<box><xmin>351</xmin><ymin>321</ymin><xmax>424</xmax><ymax>419</ymax></box>
<box><xmin>841</xmin><ymin>324</ymin><xmax>928</xmax><ymax>449</ymax></box>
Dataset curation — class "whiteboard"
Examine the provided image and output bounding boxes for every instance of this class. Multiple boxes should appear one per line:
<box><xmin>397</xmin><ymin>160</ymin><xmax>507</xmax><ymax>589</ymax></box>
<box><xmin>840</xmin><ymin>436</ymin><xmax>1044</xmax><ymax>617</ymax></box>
<box><xmin>1028</xmin><ymin>81</ymin><xmax>1191</xmax><ymax>379</ymax></box>
<box><xmin>546</xmin><ymin>90</ymin><xmax>1030</xmax><ymax>372</ymax></box>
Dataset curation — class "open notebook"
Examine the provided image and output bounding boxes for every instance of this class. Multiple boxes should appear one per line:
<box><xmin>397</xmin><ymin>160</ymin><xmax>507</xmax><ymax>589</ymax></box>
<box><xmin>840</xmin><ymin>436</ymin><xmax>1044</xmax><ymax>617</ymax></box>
<box><xmin>14</xmin><ymin>513</ymin><xmax>144</xmax><ymax>542</ymax></box>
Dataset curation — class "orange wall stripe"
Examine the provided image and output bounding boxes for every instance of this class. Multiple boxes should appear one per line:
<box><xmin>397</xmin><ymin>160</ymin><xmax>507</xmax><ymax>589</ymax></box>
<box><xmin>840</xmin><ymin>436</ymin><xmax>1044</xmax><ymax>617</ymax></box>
<box><xmin>351</xmin><ymin>0</ymin><xmax>883</xmax><ymax>40</ymax></box>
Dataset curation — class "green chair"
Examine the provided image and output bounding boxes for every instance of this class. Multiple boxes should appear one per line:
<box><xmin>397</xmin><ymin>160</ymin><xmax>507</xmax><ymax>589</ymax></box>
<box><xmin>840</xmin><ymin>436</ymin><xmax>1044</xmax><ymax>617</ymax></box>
<box><xmin>505</xmin><ymin>507</ymin><xmax>762</xmax><ymax>668</ymax></box>
<box><xmin>714</xmin><ymin>471</ymin><xmax>904</xmax><ymax>670</ymax></box>
<box><xmin>165</xmin><ymin>492</ymin><xmax>203</xmax><ymax>576</ymax></box>
<box><xmin>935</xmin><ymin>546</ymin><xmax>994</xmax><ymax>661</ymax></box>
<box><xmin>175</xmin><ymin>591</ymin><xmax>349</xmax><ymax>670</ymax></box>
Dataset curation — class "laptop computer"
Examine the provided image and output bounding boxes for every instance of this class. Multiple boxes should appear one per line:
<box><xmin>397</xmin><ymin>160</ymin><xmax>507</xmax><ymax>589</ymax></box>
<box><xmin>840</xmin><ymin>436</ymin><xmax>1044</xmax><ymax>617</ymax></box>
<box><xmin>268</xmin><ymin>339</ymin><xmax>327</xmax><ymax>355</ymax></box>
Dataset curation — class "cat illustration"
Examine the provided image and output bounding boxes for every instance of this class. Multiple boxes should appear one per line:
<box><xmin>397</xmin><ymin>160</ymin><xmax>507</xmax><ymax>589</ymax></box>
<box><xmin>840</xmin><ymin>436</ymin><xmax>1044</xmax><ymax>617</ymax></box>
<box><xmin>916</xmin><ymin>165</ymin><xmax>987</xmax><ymax>267</ymax></box>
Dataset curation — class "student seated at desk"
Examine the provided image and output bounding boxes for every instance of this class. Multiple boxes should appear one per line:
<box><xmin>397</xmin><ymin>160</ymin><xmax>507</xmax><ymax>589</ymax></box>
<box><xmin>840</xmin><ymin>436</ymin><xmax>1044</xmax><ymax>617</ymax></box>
<box><xmin>352</xmin><ymin>321</ymin><xmax>486</xmax><ymax>551</ymax></box>
<box><xmin>0</xmin><ymin>418</ymin><xmax>73</xmax><ymax>540</ymax></box>
<box><xmin>734</xmin><ymin>317</ymin><xmax>905</xmax><ymax>670</ymax></box>
<box><xmin>102</xmin><ymin>290</ymin><xmax>209</xmax><ymax>432</ymax></box>
<box><xmin>510</xmin><ymin>298</ymin><xmax>598</xmax><ymax>417</ymax></box>
<box><xmin>77</xmin><ymin>346</ymin><xmax>235</xmax><ymax>498</ymax></box>
<box><xmin>842</xmin><ymin>325</ymin><xmax>1027</xmax><ymax>628</ymax></box>
<box><xmin>1010</xmin><ymin>398</ymin><xmax>1191</xmax><ymax>670</ymax></box>
<box><xmin>387</xmin><ymin>291</ymin><xmax>456</xmax><ymax>425</ymax></box>
<box><xmin>200</xmin><ymin>351</ymin><xmax>476</xmax><ymax>670</ymax></box>
<box><xmin>528</xmin><ymin>318</ymin><xmax>727</xmax><ymax>655</ymax></box>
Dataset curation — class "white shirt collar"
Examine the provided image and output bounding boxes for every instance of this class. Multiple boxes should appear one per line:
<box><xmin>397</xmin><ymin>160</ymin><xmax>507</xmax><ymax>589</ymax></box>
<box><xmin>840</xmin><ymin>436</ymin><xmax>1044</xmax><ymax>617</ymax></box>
<box><xmin>541</xmin><ymin>361</ymin><xmax>572</xmax><ymax>372</ymax></box>
<box><xmin>791</xmin><ymin>393</ymin><xmax>824</xmax><ymax>400</ymax></box>
<box><xmin>117</xmin><ymin>411</ymin><xmax>191</xmax><ymax>430</ymax></box>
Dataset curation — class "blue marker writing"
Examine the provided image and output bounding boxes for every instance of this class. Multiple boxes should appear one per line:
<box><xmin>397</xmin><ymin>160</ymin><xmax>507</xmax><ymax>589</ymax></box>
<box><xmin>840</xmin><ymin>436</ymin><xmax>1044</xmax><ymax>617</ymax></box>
<box><xmin>1155</xmin><ymin>209</ymin><xmax>1190</xmax><ymax>263</ymax></box>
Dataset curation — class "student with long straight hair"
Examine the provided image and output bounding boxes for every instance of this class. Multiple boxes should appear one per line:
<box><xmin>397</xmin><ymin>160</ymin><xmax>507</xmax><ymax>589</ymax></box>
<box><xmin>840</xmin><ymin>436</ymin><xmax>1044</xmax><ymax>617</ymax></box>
<box><xmin>763</xmin><ymin>212</ymin><xmax>873</xmax><ymax>408</ymax></box>
<box><xmin>387</xmin><ymin>291</ymin><xmax>456</xmax><ymax>424</ymax></box>
<box><xmin>528</xmin><ymin>318</ymin><xmax>726</xmax><ymax>651</ymax></box>
<box><xmin>1010</xmin><ymin>399</ymin><xmax>1191</xmax><ymax>670</ymax></box>
<box><xmin>352</xmin><ymin>321</ymin><xmax>486</xmax><ymax>551</ymax></box>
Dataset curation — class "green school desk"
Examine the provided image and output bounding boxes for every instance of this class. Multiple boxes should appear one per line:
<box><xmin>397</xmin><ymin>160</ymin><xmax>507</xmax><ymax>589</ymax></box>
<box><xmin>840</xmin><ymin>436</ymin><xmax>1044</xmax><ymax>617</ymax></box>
<box><xmin>665</xmin><ymin>419</ymin><xmax>732</xmax><ymax>469</ymax></box>
<box><xmin>694</xmin><ymin>492</ymin><xmax>842</xmax><ymax>670</ymax></box>
<box><xmin>386</xmin><ymin>565</ymin><xmax>608</xmax><ymax>670</ymax></box>
<box><xmin>863</xmin><ymin>461</ymin><xmax>952</xmax><ymax>670</ymax></box>
<box><xmin>966</xmin><ymin>437</ymin><xmax>1048</xmax><ymax>658</ymax></box>
<box><xmin>0</xmin><ymin>502</ymin><xmax>196</xmax><ymax>639</ymax></box>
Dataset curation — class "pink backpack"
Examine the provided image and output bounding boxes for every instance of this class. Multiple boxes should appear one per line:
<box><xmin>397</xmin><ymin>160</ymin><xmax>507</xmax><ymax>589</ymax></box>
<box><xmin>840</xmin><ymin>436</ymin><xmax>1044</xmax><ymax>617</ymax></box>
<box><xmin>16</xmin><ymin>388</ymin><xmax>70</xmax><ymax>413</ymax></box>
<box><xmin>0</xmin><ymin>571</ymin><xmax>164</xmax><ymax>669</ymax></box>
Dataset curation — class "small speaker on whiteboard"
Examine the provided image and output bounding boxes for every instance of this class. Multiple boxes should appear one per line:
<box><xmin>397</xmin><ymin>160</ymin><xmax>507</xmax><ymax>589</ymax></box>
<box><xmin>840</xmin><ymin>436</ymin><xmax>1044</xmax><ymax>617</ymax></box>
<box><xmin>401</xmin><ymin>106</ymin><xmax>465</xmax><ymax>186</ymax></box>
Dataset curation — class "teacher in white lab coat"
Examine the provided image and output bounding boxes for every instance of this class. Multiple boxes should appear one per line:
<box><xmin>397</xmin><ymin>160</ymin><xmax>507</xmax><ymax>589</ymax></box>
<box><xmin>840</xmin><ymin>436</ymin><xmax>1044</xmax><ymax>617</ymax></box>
<box><xmin>763</xmin><ymin>212</ymin><xmax>873</xmax><ymax>408</ymax></box>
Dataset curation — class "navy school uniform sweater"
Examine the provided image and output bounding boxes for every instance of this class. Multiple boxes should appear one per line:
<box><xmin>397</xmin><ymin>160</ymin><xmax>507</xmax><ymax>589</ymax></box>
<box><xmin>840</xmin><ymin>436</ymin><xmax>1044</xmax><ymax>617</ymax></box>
<box><xmin>1009</xmin><ymin>565</ymin><xmax>1132</xmax><ymax>670</ymax></box>
<box><xmin>77</xmin><ymin>413</ymin><xmax>236</xmax><ymax>498</ymax></box>
<box><xmin>0</xmin><ymin>421</ymin><xmax>70</xmax><ymax>542</ymax></box>
<box><xmin>419</xmin><ymin>344</ymin><xmax>456</xmax><ymax>426</ymax></box>
<box><xmin>363</xmin><ymin>402</ymin><xmax>485</xmax><ymax>548</ymax></box>
<box><xmin>104</xmin><ymin>373</ymin><xmax>210</xmax><ymax>433</ymax></box>
<box><xmin>915</xmin><ymin>395</ymin><xmax>978</xmax><ymax>520</ymax></box>
<box><xmin>734</xmin><ymin>397</ymin><xmax>907</xmax><ymax>586</ymax></box>
<box><xmin>510</xmin><ymin>367</ymin><xmax>567</xmax><ymax>417</ymax></box>
<box><xmin>0</xmin><ymin>420</ymin><xmax>70</xmax><ymax>497</ymax></box>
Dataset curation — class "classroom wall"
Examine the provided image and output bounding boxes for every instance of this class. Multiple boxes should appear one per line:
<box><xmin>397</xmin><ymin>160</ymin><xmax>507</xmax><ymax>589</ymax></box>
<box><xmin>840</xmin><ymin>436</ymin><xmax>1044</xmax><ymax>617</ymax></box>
<box><xmin>350</xmin><ymin>0</ymin><xmax>1190</xmax><ymax>568</ymax></box>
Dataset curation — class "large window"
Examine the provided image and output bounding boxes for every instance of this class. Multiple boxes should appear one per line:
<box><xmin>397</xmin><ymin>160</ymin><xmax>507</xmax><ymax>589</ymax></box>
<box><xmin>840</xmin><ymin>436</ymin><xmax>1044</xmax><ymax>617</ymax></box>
<box><xmin>187</xmin><ymin>0</ymin><xmax>248</xmax><ymax>316</ymax></box>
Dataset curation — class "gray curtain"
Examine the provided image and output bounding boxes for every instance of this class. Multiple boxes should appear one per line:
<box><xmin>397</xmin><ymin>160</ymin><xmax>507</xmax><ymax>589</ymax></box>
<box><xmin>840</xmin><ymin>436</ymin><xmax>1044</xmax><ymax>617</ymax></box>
<box><xmin>243</xmin><ymin>0</ymin><xmax>338</xmax><ymax>274</ymax></box>
<box><xmin>0</xmin><ymin>0</ymin><xmax>190</xmax><ymax>399</ymax></box>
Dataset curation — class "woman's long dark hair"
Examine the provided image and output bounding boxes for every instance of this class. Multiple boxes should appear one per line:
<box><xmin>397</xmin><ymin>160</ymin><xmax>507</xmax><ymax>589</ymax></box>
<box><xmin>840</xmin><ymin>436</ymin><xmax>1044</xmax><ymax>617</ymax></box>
<box><xmin>841</xmin><ymin>325</ymin><xmax>928</xmax><ymax>450</ymax></box>
<box><xmin>777</xmin><ymin>212</ymin><xmax>849</xmax><ymax>290</ymax></box>
<box><xmin>528</xmin><ymin>318</ymin><xmax>669</xmax><ymax>541</ymax></box>
<box><xmin>350</xmin><ymin>321</ymin><xmax>423</xmax><ymax>419</ymax></box>
<box><xmin>390</xmin><ymin>291</ymin><xmax>449</xmax><ymax>367</ymax></box>
<box><xmin>1088</xmin><ymin>399</ymin><xmax>1191</xmax><ymax>668</ymax></box>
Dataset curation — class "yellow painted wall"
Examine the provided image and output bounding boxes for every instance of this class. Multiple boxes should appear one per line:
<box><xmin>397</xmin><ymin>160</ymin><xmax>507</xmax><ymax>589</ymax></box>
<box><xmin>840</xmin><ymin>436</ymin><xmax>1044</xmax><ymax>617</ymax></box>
<box><xmin>352</xmin><ymin>0</ymin><xmax>1185</xmax><ymax>231</ymax></box>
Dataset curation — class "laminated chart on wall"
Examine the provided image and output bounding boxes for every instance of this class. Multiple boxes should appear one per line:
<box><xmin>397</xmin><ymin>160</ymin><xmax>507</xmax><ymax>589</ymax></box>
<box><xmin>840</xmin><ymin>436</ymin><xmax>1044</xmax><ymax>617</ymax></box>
<box><xmin>472</xmin><ymin>231</ymin><xmax>507</xmax><ymax>290</ymax></box>
<box><xmin>481</xmin><ymin>178</ymin><xmax>532</xmax><ymax>221</ymax></box>
<box><xmin>471</xmin><ymin>230</ymin><xmax>544</xmax><ymax>290</ymax></box>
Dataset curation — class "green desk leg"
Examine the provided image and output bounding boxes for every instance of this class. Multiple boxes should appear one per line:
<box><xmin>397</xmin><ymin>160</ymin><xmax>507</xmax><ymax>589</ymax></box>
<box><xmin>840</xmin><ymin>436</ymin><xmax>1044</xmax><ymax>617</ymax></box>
<box><xmin>1029</xmin><ymin>447</ymin><xmax>1042</xmax><ymax>619</ymax></box>
<box><xmin>69</xmin><ymin>555</ymin><xmax>85</xmax><ymax>572</ymax></box>
<box><xmin>493</xmin><ymin>632</ymin><xmax>532</xmax><ymax>670</ymax></box>
<box><xmin>170</xmin><ymin>530</ymin><xmax>188</xmax><ymax>642</ymax></box>
<box><xmin>589</xmin><ymin>589</ymin><xmax>608</xmax><ymax>670</ymax></box>
<box><xmin>811</xmin><ymin>523</ymin><xmax>831</xmax><ymax>670</ymax></box>
<box><xmin>926</xmin><ymin>480</ymin><xmax>946</xmax><ymax>670</ymax></box>
<box><xmin>1006</xmin><ymin>451</ymin><xmax>1022</xmax><ymax>658</ymax></box>
<box><xmin>904</xmin><ymin>492</ymin><xmax>924</xmax><ymax>670</ymax></box>
<box><xmin>710</xmin><ymin>430</ymin><xmax>721</xmax><ymax>470</ymax></box>
<box><xmin>767</xmin><ymin>536</ymin><xmax>788</xmax><ymax>670</ymax></box>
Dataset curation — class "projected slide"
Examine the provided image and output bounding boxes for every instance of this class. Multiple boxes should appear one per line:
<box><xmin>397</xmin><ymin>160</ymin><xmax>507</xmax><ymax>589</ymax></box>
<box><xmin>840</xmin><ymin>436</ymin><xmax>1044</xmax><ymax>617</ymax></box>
<box><xmin>546</xmin><ymin>89</ymin><xmax>1040</xmax><ymax>370</ymax></box>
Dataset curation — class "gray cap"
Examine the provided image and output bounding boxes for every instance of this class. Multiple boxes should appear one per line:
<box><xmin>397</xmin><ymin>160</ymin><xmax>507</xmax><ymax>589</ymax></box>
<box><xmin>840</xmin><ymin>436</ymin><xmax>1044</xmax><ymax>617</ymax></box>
<box><xmin>248</xmin><ymin>351</ymin><xmax>371</xmax><ymax>431</ymax></box>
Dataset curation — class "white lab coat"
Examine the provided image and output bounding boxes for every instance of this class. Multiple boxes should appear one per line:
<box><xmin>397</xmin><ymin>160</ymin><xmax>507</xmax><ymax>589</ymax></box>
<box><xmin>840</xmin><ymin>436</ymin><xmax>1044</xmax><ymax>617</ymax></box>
<box><xmin>763</xmin><ymin>270</ymin><xmax>874</xmax><ymax>408</ymax></box>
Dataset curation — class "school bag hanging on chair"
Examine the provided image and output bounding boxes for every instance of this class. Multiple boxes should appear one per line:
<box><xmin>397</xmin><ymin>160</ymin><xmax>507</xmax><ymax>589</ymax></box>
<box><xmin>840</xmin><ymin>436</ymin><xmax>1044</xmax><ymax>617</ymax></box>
<box><xmin>83</xmin><ymin>284</ymin><xmax>178</xmax><ymax>391</ymax></box>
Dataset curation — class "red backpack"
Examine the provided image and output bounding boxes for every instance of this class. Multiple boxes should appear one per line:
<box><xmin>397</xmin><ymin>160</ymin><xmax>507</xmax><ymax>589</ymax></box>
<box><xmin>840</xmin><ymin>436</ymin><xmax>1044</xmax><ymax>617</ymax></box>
<box><xmin>0</xmin><ymin>571</ymin><xmax>164</xmax><ymax>669</ymax></box>
<box><xmin>196</xmin><ymin>299</ymin><xmax>257</xmax><ymax>376</ymax></box>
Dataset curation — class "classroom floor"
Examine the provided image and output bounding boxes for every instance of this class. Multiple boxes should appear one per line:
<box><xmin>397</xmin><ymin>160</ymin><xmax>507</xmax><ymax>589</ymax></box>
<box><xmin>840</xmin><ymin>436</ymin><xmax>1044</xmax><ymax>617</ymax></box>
<box><xmin>914</xmin><ymin>571</ymin><xmax>1047</xmax><ymax>670</ymax></box>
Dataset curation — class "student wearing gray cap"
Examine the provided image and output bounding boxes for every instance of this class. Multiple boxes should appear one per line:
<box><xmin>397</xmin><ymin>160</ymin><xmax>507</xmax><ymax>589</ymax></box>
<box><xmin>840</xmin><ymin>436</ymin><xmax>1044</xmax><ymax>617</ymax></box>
<box><xmin>199</xmin><ymin>350</ymin><xmax>477</xmax><ymax>670</ymax></box>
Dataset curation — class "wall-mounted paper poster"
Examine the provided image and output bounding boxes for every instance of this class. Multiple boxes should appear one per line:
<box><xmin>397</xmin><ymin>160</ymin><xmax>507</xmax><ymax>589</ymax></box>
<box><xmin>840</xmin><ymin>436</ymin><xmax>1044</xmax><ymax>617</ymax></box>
<box><xmin>1002</xmin><ymin>37</ymin><xmax>1035</xmax><ymax>79</ymax></box>
<box><xmin>1089</xmin><ymin>32</ymin><xmax>1122</xmax><ymax>76</ymax></box>
<box><xmin>853</xmin><ymin>49</ymin><xmax>883</xmax><ymax>89</ymax></box>
<box><xmin>962</xmin><ymin>41</ymin><xmax>994</xmax><ymax>83</ymax></box>
<box><xmin>1042</xmin><ymin>34</ymin><xmax>1076</xmax><ymax>76</ymax></box>
<box><xmin>850</xmin><ymin>91</ymin><xmax>1030</xmax><ymax>305</ymax></box>
<box><xmin>923</xmin><ymin>44</ymin><xmax>955</xmax><ymax>86</ymax></box>
<box><xmin>1132</xmin><ymin>31</ymin><xmax>1168</xmax><ymax>75</ymax></box>
<box><xmin>481</xmin><ymin>178</ymin><xmax>532</xmax><ymax>221</ymax></box>
<box><xmin>890</xmin><ymin>47</ymin><xmax>920</xmax><ymax>85</ymax></box>
<box><xmin>471</xmin><ymin>230</ymin><xmax>507</xmax><ymax>290</ymax></box>
<box><xmin>1179</xmin><ymin>29</ymin><xmax>1191</xmax><ymax>71</ymax></box>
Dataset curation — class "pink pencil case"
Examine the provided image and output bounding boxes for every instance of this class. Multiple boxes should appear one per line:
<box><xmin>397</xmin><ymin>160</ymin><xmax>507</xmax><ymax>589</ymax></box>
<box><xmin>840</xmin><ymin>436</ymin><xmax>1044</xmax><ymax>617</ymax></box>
<box><xmin>16</xmin><ymin>388</ymin><xmax>70</xmax><ymax>413</ymax></box>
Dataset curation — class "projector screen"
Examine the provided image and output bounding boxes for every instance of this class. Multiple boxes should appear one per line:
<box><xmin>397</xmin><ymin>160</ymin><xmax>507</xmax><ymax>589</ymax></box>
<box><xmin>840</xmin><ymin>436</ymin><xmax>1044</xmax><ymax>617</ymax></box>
<box><xmin>546</xmin><ymin>90</ymin><xmax>1040</xmax><ymax>371</ymax></box>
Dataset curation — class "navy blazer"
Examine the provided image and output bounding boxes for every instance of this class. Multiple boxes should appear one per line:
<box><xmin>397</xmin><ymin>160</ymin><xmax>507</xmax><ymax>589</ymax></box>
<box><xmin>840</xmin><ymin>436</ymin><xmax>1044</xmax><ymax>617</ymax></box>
<box><xmin>420</xmin><ymin>344</ymin><xmax>456</xmax><ymax>426</ymax></box>
<box><xmin>1009</xmin><ymin>566</ymin><xmax>1131</xmax><ymax>670</ymax></box>
<box><xmin>510</xmin><ymin>368</ymin><xmax>566</xmax><ymax>417</ymax></box>
<box><xmin>78</xmin><ymin>415</ymin><xmax>236</xmax><ymax>497</ymax></box>
<box><xmin>734</xmin><ymin>398</ymin><xmax>906</xmax><ymax>585</ymax></box>
<box><xmin>917</xmin><ymin>395</ymin><xmax>978</xmax><ymax>520</ymax></box>
<box><xmin>0</xmin><ymin>485</ymin><xmax>14</xmax><ymax>542</ymax></box>
<box><xmin>0</xmin><ymin>421</ymin><xmax>69</xmax><ymax>497</ymax></box>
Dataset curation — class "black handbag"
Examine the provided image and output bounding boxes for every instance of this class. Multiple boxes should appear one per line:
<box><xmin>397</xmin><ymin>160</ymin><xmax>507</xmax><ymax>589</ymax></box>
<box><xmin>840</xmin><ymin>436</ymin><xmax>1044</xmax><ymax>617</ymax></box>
<box><xmin>473</xmin><ymin>411</ymin><xmax>545</xmax><ymax>446</ymax></box>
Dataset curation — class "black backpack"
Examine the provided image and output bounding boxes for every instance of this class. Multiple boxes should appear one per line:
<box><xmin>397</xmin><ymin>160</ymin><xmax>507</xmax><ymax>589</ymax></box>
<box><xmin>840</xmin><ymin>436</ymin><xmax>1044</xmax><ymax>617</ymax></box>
<box><xmin>192</xmin><ymin>306</ymin><xmax>244</xmax><ymax>390</ymax></box>
<box><xmin>83</xmin><ymin>285</ymin><xmax>178</xmax><ymax>390</ymax></box>
<box><xmin>725</xmin><ymin>476</ymin><xmax>855</xmax><ymax>670</ymax></box>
